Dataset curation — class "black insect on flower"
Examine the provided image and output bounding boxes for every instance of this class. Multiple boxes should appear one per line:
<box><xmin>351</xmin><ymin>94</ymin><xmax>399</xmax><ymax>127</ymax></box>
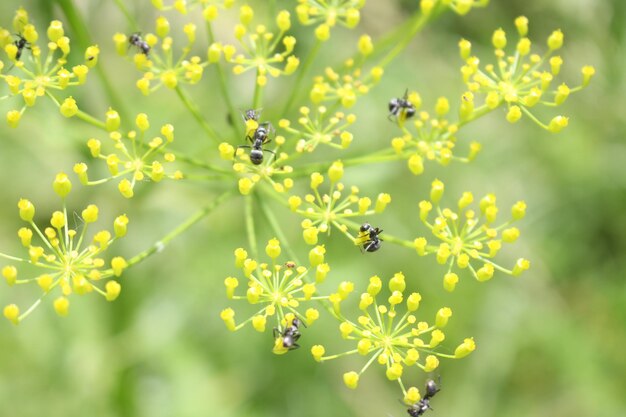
<box><xmin>237</xmin><ymin>121</ymin><xmax>276</xmax><ymax>165</ymax></box>
<box><xmin>407</xmin><ymin>379</ymin><xmax>441</xmax><ymax>417</ymax></box>
<box><xmin>13</xmin><ymin>33</ymin><xmax>30</xmax><ymax>61</ymax></box>
<box><xmin>128</xmin><ymin>32</ymin><xmax>150</xmax><ymax>56</ymax></box>
<box><xmin>273</xmin><ymin>316</ymin><xmax>304</xmax><ymax>351</ymax></box>
<box><xmin>388</xmin><ymin>89</ymin><xmax>416</xmax><ymax>121</ymax></box>
<box><xmin>355</xmin><ymin>223</ymin><xmax>383</xmax><ymax>252</ymax></box>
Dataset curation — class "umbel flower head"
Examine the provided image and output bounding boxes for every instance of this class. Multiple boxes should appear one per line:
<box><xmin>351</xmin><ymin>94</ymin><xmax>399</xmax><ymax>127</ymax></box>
<box><xmin>295</xmin><ymin>0</ymin><xmax>364</xmax><ymax>40</ymax></box>
<box><xmin>1</xmin><ymin>173</ymin><xmax>129</xmax><ymax>324</ymax></box>
<box><xmin>150</xmin><ymin>0</ymin><xmax>234</xmax><ymax>17</ymax></box>
<box><xmin>420</xmin><ymin>0</ymin><xmax>489</xmax><ymax>16</ymax></box>
<box><xmin>1</xmin><ymin>8</ymin><xmax>97</xmax><ymax>128</ymax></box>
<box><xmin>73</xmin><ymin>111</ymin><xmax>183</xmax><ymax>199</ymax></box>
<box><xmin>114</xmin><ymin>16</ymin><xmax>211</xmax><ymax>94</ymax></box>
<box><xmin>227</xmin><ymin>6</ymin><xmax>300</xmax><ymax>87</ymax></box>
<box><xmin>310</xmin><ymin>58</ymin><xmax>384</xmax><ymax>108</ymax></box>
<box><xmin>279</xmin><ymin>106</ymin><xmax>356</xmax><ymax>152</ymax></box>
<box><xmin>414</xmin><ymin>180</ymin><xmax>530</xmax><ymax>291</ymax></box>
<box><xmin>286</xmin><ymin>163</ymin><xmax>391</xmax><ymax>246</ymax></box>
<box><xmin>221</xmin><ymin>239</ymin><xmax>339</xmax><ymax>354</ymax></box>
<box><xmin>458</xmin><ymin>16</ymin><xmax>595</xmax><ymax>133</ymax></box>
<box><xmin>311</xmin><ymin>272</ymin><xmax>475</xmax><ymax>400</ymax></box>
<box><xmin>388</xmin><ymin>92</ymin><xmax>482</xmax><ymax>176</ymax></box>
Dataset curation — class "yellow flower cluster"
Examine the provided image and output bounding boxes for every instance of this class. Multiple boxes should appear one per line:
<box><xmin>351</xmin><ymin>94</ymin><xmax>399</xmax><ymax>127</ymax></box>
<box><xmin>459</xmin><ymin>16</ymin><xmax>595</xmax><ymax>132</ymax></box>
<box><xmin>73</xmin><ymin>112</ymin><xmax>183</xmax><ymax>199</ymax></box>
<box><xmin>311</xmin><ymin>273</ymin><xmax>475</xmax><ymax>395</ymax></box>
<box><xmin>1</xmin><ymin>174</ymin><xmax>129</xmax><ymax>324</ymax></box>
<box><xmin>114</xmin><ymin>16</ymin><xmax>211</xmax><ymax>94</ymax></box>
<box><xmin>1</xmin><ymin>9</ymin><xmax>97</xmax><ymax>127</ymax></box>
<box><xmin>415</xmin><ymin>180</ymin><xmax>530</xmax><ymax>290</ymax></box>
<box><xmin>389</xmin><ymin>92</ymin><xmax>482</xmax><ymax>175</ymax></box>
<box><xmin>221</xmin><ymin>240</ymin><xmax>335</xmax><ymax>353</ymax></box>
<box><xmin>295</xmin><ymin>0</ymin><xmax>364</xmax><ymax>40</ymax></box>
<box><xmin>279</xmin><ymin>106</ymin><xmax>356</xmax><ymax>152</ymax></box>
<box><xmin>286</xmin><ymin>163</ymin><xmax>391</xmax><ymax>245</ymax></box>
<box><xmin>150</xmin><ymin>0</ymin><xmax>234</xmax><ymax>17</ymax></box>
<box><xmin>228</xmin><ymin>6</ymin><xmax>300</xmax><ymax>87</ymax></box>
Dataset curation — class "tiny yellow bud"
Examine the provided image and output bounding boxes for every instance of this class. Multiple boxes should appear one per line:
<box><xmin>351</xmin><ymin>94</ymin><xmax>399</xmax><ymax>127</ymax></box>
<box><xmin>2</xmin><ymin>266</ymin><xmax>17</xmax><ymax>286</ymax></box>
<box><xmin>345</xmin><ymin>8</ymin><xmax>360</xmax><ymax>28</ymax></box>
<box><xmin>502</xmin><ymin>227</ymin><xmax>520</xmax><ymax>243</ymax></box>
<box><xmin>375</xmin><ymin>193</ymin><xmax>391</xmax><ymax>213</ymax></box>
<box><xmin>315</xmin><ymin>24</ymin><xmax>330</xmax><ymax>42</ymax></box>
<box><xmin>515</xmin><ymin>16</ymin><xmax>529</xmax><ymax>36</ymax></box>
<box><xmin>512</xmin><ymin>258</ymin><xmax>531</xmax><ymax>276</ymax></box>
<box><xmin>408</xmin><ymin>154</ymin><xmax>424</xmax><ymax>175</ymax></box>
<box><xmin>118</xmin><ymin>179</ymin><xmax>134</xmax><ymax>199</ymax></box>
<box><xmin>238</xmin><ymin>177</ymin><xmax>254</xmax><ymax>195</ymax></box>
<box><xmin>389</xmin><ymin>272</ymin><xmax>406</xmax><ymax>292</ymax></box>
<box><xmin>405</xmin><ymin>387</ymin><xmax>421</xmax><ymax>404</ymax></box>
<box><xmin>114</xmin><ymin>214</ymin><xmax>129</xmax><ymax>237</ymax></box>
<box><xmin>435</xmin><ymin>307</ymin><xmax>452</xmax><ymax>328</ymax></box>
<box><xmin>455</xmin><ymin>337</ymin><xmax>476</xmax><ymax>358</ymax></box>
<box><xmin>459</xmin><ymin>39</ymin><xmax>471</xmax><ymax>59</ymax></box>
<box><xmin>240</xmin><ymin>5</ymin><xmax>254</xmax><ymax>25</ymax></box>
<box><xmin>265</xmin><ymin>238</ymin><xmax>281</xmax><ymax>259</ymax></box>
<box><xmin>309</xmin><ymin>245</ymin><xmax>325</xmax><ymax>267</ymax></box>
<box><xmin>423</xmin><ymin>355</ymin><xmax>439</xmax><ymax>372</ymax></box>
<box><xmin>18</xmin><ymin>199</ymin><xmax>35</xmax><ymax>221</ymax></box>
<box><xmin>156</xmin><ymin>16</ymin><xmax>170</xmax><ymax>38</ymax></box>
<box><xmin>547</xmin><ymin>29</ymin><xmax>564</xmax><ymax>50</ymax></box>
<box><xmin>6</xmin><ymin>110</ymin><xmax>22</xmax><ymax>128</ymax></box>
<box><xmin>37</xmin><ymin>274</ymin><xmax>53</xmax><ymax>292</ymax></box>
<box><xmin>276</xmin><ymin>10</ymin><xmax>291</xmax><ymax>31</ymax></box>
<box><xmin>407</xmin><ymin>292</ymin><xmax>422</xmax><ymax>311</ymax></box>
<box><xmin>220</xmin><ymin>308</ymin><xmax>236</xmax><ymax>331</ymax></box>
<box><xmin>303</xmin><ymin>227</ymin><xmax>318</xmax><ymax>245</ymax></box>
<box><xmin>82</xmin><ymin>204</ymin><xmax>98</xmax><ymax>223</ymax></box>
<box><xmin>430</xmin><ymin>179</ymin><xmax>444</xmax><ymax>204</ymax></box>
<box><xmin>60</xmin><ymin>97</ymin><xmax>78</xmax><ymax>117</ymax></box>
<box><xmin>47</xmin><ymin>20</ymin><xmax>64</xmax><ymax>42</ymax></box>
<box><xmin>311</xmin><ymin>345</ymin><xmax>325</xmax><ymax>362</ymax></box>
<box><xmin>506</xmin><ymin>106</ymin><xmax>522</xmax><ymax>123</ymax></box>
<box><xmin>548</xmin><ymin>115</ymin><xmax>569</xmax><ymax>133</ymax></box>
<box><xmin>367</xmin><ymin>275</ymin><xmax>382</xmax><ymax>296</ymax></box>
<box><xmin>105</xmin><ymin>281</ymin><xmax>122</xmax><ymax>301</ymax></box>
<box><xmin>53</xmin><ymin>172</ymin><xmax>72</xmax><ymax>198</ymax></box>
<box><xmin>18</xmin><ymin>227</ymin><xmax>33</xmax><ymax>247</ymax></box>
<box><xmin>386</xmin><ymin>363</ymin><xmax>403</xmax><ymax>381</ymax></box>
<box><xmin>4</xmin><ymin>304</ymin><xmax>20</xmax><ymax>324</ymax></box>
<box><xmin>581</xmin><ymin>65</ymin><xmax>595</xmax><ymax>87</ymax></box>
<box><xmin>111</xmin><ymin>256</ymin><xmax>128</xmax><ymax>277</ymax></box>
<box><xmin>435</xmin><ymin>97</ymin><xmax>450</xmax><ymax>116</ymax></box>
<box><xmin>357</xmin><ymin>339</ymin><xmax>372</xmax><ymax>355</ymax></box>
<box><xmin>252</xmin><ymin>315</ymin><xmax>266</xmax><ymax>332</ymax></box>
<box><xmin>476</xmin><ymin>263</ymin><xmax>495</xmax><ymax>281</ymax></box>
<box><xmin>443</xmin><ymin>273</ymin><xmax>459</xmax><ymax>292</ymax></box>
<box><xmin>203</xmin><ymin>5</ymin><xmax>219</xmax><ymax>21</ymax></box>
<box><xmin>555</xmin><ymin>83</ymin><xmax>570</xmax><ymax>105</ymax></box>
<box><xmin>343</xmin><ymin>371</ymin><xmax>359</xmax><ymax>389</ymax></box>
<box><xmin>105</xmin><ymin>108</ymin><xmax>121</xmax><ymax>131</ymax></box>
<box><xmin>54</xmin><ymin>297</ymin><xmax>70</xmax><ymax>317</ymax></box>
<box><xmin>414</xmin><ymin>237</ymin><xmax>427</xmax><ymax>256</ymax></box>
<box><xmin>492</xmin><ymin>28</ymin><xmax>506</xmax><ymax>50</ymax></box>
<box><xmin>358</xmin><ymin>34</ymin><xmax>373</xmax><ymax>56</ymax></box>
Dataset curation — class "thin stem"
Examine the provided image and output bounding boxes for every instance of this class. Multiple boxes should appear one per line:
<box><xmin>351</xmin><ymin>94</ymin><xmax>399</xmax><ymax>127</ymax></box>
<box><xmin>256</xmin><ymin>194</ymin><xmax>300</xmax><ymax>264</ymax></box>
<box><xmin>127</xmin><ymin>189</ymin><xmax>234</xmax><ymax>267</ymax></box>
<box><xmin>245</xmin><ymin>194</ymin><xmax>258</xmax><ymax>259</ymax></box>
<box><xmin>174</xmin><ymin>85</ymin><xmax>221</xmax><ymax>144</ymax></box>
<box><xmin>252</xmin><ymin>70</ymin><xmax>264</xmax><ymax>110</ymax></box>
<box><xmin>281</xmin><ymin>39</ymin><xmax>322</xmax><ymax>115</ymax></box>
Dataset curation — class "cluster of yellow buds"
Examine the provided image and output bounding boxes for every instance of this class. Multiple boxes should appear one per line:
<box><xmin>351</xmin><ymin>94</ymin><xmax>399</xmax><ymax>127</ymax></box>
<box><xmin>310</xmin><ymin>58</ymin><xmax>384</xmax><ymax>108</ymax></box>
<box><xmin>279</xmin><ymin>106</ymin><xmax>356</xmax><ymax>153</ymax></box>
<box><xmin>1</xmin><ymin>9</ymin><xmax>97</xmax><ymax>127</ymax></box>
<box><xmin>150</xmin><ymin>0</ymin><xmax>234</xmax><ymax>17</ymax></box>
<box><xmin>221</xmin><ymin>239</ymin><xmax>335</xmax><ymax>353</ymax></box>
<box><xmin>295</xmin><ymin>0</ymin><xmax>364</xmax><ymax>41</ymax></box>
<box><xmin>389</xmin><ymin>92</ymin><xmax>482</xmax><ymax>175</ymax></box>
<box><xmin>420</xmin><ymin>0</ymin><xmax>489</xmax><ymax>16</ymax></box>
<box><xmin>73</xmin><ymin>111</ymin><xmax>183</xmax><ymax>199</ymax></box>
<box><xmin>311</xmin><ymin>273</ymin><xmax>475</xmax><ymax>397</ymax></box>
<box><xmin>287</xmin><ymin>162</ymin><xmax>391</xmax><ymax>245</ymax></box>
<box><xmin>1</xmin><ymin>173</ymin><xmax>129</xmax><ymax>324</ymax></box>
<box><xmin>415</xmin><ymin>180</ymin><xmax>530</xmax><ymax>291</ymax></box>
<box><xmin>114</xmin><ymin>16</ymin><xmax>210</xmax><ymax>94</ymax></box>
<box><xmin>228</xmin><ymin>6</ymin><xmax>300</xmax><ymax>87</ymax></box>
<box><xmin>459</xmin><ymin>16</ymin><xmax>595</xmax><ymax>132</ymax></box>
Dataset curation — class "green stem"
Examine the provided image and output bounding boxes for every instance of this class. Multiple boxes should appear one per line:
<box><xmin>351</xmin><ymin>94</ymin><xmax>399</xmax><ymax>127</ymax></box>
<box><xmin>206</xmin><ymin>22</ymin><xmax>241</xmax><ymax>138</ymax></box>
<box><xmin>55</xmin><ymin>0</ymin><xmax>130</xmax><ymax>119</ymax></box>
<box><xmin>281</xmin><ymin>39</ymin><xmax>322</xmax><ymax>115</ymax></box>
<box><xmin>256</xmin><ymin>193</ymin><xmax>300</xmax><ymax>264</ymax></box>
<box><xmin>244</xmin><ymin>194</ymin><xmax>258</xmax><ymax>259</ymax></box>
<box><xmin>252</xmin><ymin>70</ymin><xmax>264</xmax><ymax>110</ymax></box>
<box><xmin>174</xmin><ymin>85</ymin><xmax>221</xmax><ymax>144</ymax></box>
<box><xmin>127</xmin><ymin>190</ymin><xmax>234</xmax><ymax>267</ymax></box>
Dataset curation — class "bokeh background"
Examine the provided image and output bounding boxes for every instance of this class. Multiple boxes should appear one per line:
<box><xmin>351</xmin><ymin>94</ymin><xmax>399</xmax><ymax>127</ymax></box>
<box><xmin>0</xmin><ymin>1</ymin><xmax>624</xmax><ymax>416</ymax></box>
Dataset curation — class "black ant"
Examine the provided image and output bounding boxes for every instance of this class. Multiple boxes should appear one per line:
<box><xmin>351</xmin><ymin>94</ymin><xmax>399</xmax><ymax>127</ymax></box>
<box><xmin>241</xmin><ymin>108</ymin><xmax>262</xmax><ymax>122</ymax></box>
<box><xmin>128</xmin><ymin>32</ymin><xmax>150</xmax><ymax>56</ymax></box>
<box><xmin>356</xmin><ymin>223</ymin><xmax>383</xmax><ymax>252</ymax></box>
<box><xmin>388</xmin><ymin>89</ymin><xmax>416</xmax><ymax>121</ymax></box>
<box><xmin>273</xmin><ymin>317</ymin><xmax>304</xmax><ymax>351</ymax></box>
<box><xmin>13</xmin><ymin>33</ymin><xmax>30</xmax><ymax>61</ymax></box>
<box><xmin>406</xmin><ymin>379</ymin><xmax>440</xmax><ymax>417</ymax></box>
<box><xmin>237</xmin><ymin>121</ymin><xmax>276</xmax><ymax>165</ymax></box>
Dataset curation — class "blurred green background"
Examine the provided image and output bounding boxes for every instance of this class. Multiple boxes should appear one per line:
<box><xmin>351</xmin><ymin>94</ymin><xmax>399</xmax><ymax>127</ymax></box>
<box><xmin>0</xmin><ymin>1</ymin><xmax>624</xmax><ymax>416</ymax></box>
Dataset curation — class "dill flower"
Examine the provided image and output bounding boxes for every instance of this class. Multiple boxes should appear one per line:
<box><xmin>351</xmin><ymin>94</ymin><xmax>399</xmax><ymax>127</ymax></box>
<box><xmin>313</xmin><ymin>273</ymin><xmax>475</xmax><ymax>395</ymax></box>
<box><xmin>114</xmin><ymin>17</ymin><xmax>210</xmax><ymax>94</ymax></box>
<box><xmin>150</xmin><ymin>0</ymin><xmax>234</xmax><ymax>17</ymax></box>
<box><xmin>459</xmin><ymin>16</ymin><xmax>595</xmax><ymax>132</ymax></box>
<box><xmin>310</xmin><ymin>58</ymin><xmax>383</xmax><ymax>108</ymax></box>
<box><xmin>221</xmin><ymin>239</ymin><xmax>338</xmax><ymax>354</ymax></box>
<box><xmin>279</xmin><ymin>106</ymin><xmax>356</xmax><ymax>153</ymax></box>
<box><xmin>1</xmin><ymin>174</ymin><xmax>129</xmax><ymax>324</ymax></box>
<box><xmin>295</xmin><ymin>0</ymin><xmax>365</xmax><ymax>37</ymax></box>
<box><xmin>74</xmin><ymin>112</ymin><xmax>182</xmax><ymax>198</ymax></box>
<box><xmin>287</xmin><ymin>167</ymin><xmax>391</xmax><ymax>245</ymax></box>
<box><xmin>442</xmin><ymin>0</ymin><xmax>489</xmax><ymax>16</ymax></box>
<box><xmin>415</xmin><ymin>180</ymin><xmax>530</xmax><ymax>290</ymax></box>
<box><xmin>0</xmin><ymin>9</ymin><xmax>95</xmax><ymax>127</ymax></box>
<box><xmin>228</xmin><ymin>7</ymin><xmax>300</xmax><ymax>87</ymax></box>
<box><xmin>389</xmin><ymin>92</ymin><xmax>482</xmax><ymax>175</ymax></box>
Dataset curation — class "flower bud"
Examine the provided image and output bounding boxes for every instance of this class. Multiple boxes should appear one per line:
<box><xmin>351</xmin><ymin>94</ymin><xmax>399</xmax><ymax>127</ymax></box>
<box><xmin>435</xmin><ymin>307</ymin><xmax>452</xmax><ymax>328</ymax></box>
<box><xmin>4</xmin><ymin>304</ymin><xmax>20</xmax><ymax>324</ymax></box>
<box><xmin>18</xmin><ymin>199</ymin><xmax>35</xmax><ymax>221</ymax></box>
<box><xmin>54</xmin><ymin>297</ymin><xmax>70</xmax><ymax>317</ymax></box>
<box><xmin>454</xmin><ymin>337</ymin><xmax>476</xmax><ymax>358</ymax></box>
<box><xmin>53</xmin><ymin>173</ymin><xmax>72</xmax><ymax>198</ymax></box>
<box><xmin>343</xmin><ymin>371</ymin><xmax>359</xmax><ymax>389</ymax></box>
<box><xmin>60</xmin><ymin>97</ymin><xmax>78</xmax><ymax>117</ymax></box>
<box><xmin>105</xmin><ymin>281</ymin><xmax>122</xmax><ymax>301</ymax></box>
